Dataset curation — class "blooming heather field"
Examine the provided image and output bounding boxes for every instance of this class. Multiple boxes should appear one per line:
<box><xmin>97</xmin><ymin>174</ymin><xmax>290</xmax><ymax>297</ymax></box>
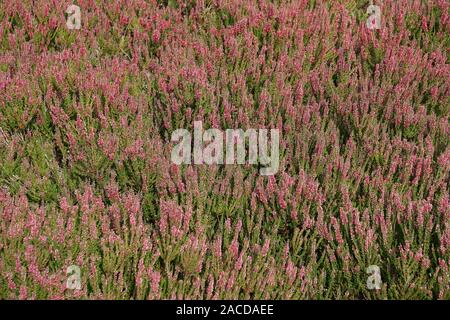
<box><xmin>0</xmin><ymin>0</ymin><xmax>449</xmax><ymax>300</ymax></box>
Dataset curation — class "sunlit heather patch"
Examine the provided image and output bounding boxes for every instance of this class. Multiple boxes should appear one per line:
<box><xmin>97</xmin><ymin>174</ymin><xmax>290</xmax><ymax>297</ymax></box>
<box><xmin>0</xmin><ymin>0</ymin><xmax>448</xmax><ymax>300</ymax></box>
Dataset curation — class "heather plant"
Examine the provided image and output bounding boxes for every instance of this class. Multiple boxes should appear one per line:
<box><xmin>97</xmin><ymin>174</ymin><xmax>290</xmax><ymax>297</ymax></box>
<box><xmin>0</xmin><ymin>0</ymin><xmax>449</xmax><ymax>300</ymax></box>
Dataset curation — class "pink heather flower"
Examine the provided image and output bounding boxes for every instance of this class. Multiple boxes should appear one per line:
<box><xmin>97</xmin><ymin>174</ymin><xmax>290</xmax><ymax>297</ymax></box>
<box><xmin>136</xmin><ymin>258</ymin><xmax>144</xmax><ymax>288</ymax></box>
<box><xmin>124</xmin><ymin>194</ymin><xmax>140</xmax><ymax>227</ymax></box>
<box><xmin>278</xmin><ymin>191</ymin><xmax>287</xmax><ymax>209</ymax></box>
<box><xmin>19</xmin><ymin>286</ymin><xmax>27</xmax><ymax>300</ymax></box>
<box><xmin>6</xmin><ymin>273</ymin><xmax>16</xmax><ymax>291</ymax></box>
<box><xmin>59</xmin><ymin>197</ymin><xmax>70</xmax><ymax>214</ymax></box>
<box><xmin>256</xmin><ymin>180</ymin><xmax>268</xmax><ymax>204</ymax></box>
<box><xmin>364</xmin><ymin>229</ymin><xmax>375</xmax><ymax>251</ymax></box>
<box><xmin>286</xmin><ymin>260</ymin><xmax>297</xmax><ymax>285</ymax></box>
<box><xmin>143</xmin><ymin>237</ymin><xmax>152</xmax><ymax>252</ymax></box>
<box><xmin>266</xmin><ymin>267</ymin><xmax>276</xmax><ymax>287</ymax></box>
<box><xmin>290</xmin><ymin>206</ymin><xmax>298</xmax><ymax>220</ymax></box>
<box><xmin>331</xmin><ymin>217</ymin><xmax>344</xmax><ymax>245</ymax></box>
<box><xmin>213</xmin><ymin>237</ymin><xmax>222</xmax><ymax>258</ymax></box>
<box><xmin>149</xmin><ymin>270</ymin><xmax>160</xmax><ymax>297</ymax></box>
<box><xmin>206</xmin><ymin>275</ymin><xmax>214</xmax><ymax>299</ymax></box>
<box><xmin>422</xmin><ymin>257</ymin><xmax>431</xmax><ymax>269</ymax></box>
<box><xmin>98</xmin><ymin>135</ymin><xmax>118</xmax><ymax>161</ymax></box>
<box><xmin>261</xmin><ymin>239</ymin><xmax>270</xmax><ymax>257</ymax></box>
<box><xmin>415</xmin><ymin>249</ymin><xmax>424</xmax><ymax>263</ymax></box>
<box><xmin>15</xmin><ymin>257</ymin><xmax>23</xmax><ymax>274</ymax></box>
<box><xmin>226</xmin><ymin>273</ymin><xmax>236</xmax><ymax>291</ymax></box>
<box><xmin>152</xmin><ymin>29</ymin><xmax>161</xmax><ymax>43</ymax></box>
<box><xmin>159</xmin><ymin>213</ymin><xmax>167</xmax><ymax>234</ymax></box>
<box><xmin>125</xmin><ymin>139</ymin><xmax>145</xmax><ymax>159</ymax></box>
<box><xmin>235</xmin><ymin>219</ymin><xmax>242</xmax><ymax>235</ymax></box>
<box><xmin>159</xmin><ymin>199</ymin><xmax>189</xmax><ymax>239</ymax></box>
<box><xmin>303</xmin><ymin>212</ymin><xmax>314</xmax><ymax>230</ymax></box>
<box><xmin>90</xmin><ymin>219</ymin><xmax>98</xmax><ymax>239</ymax></box>
<box><xmin>235</xmin><ymin>252</ymin><xmax>244</xmax><ymax>271</ymax></box>
<box><xmin>170</xmin><ymin>226</ymin><xmax>182</xmax><ymax>239</ymax></box>
<box><xmin>225</xmin><ymin>218</ymin><xmax>231</xmax><ymax>233</ymax></box>
<box><xmin>229</xmin><ymin>237</ymin><xmax>239</xmax><ymax>259</ymax></box>
<box><xmin>105</xmin><ymin>180</ymin><xmax>120</xmax><ymax>202</ymax></box>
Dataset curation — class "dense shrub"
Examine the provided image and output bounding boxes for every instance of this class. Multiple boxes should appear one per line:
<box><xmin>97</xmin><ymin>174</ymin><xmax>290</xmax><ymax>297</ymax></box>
<box><xmin>0</xmin><ymin>0</ymin><xmax>448</xmax><ymax>299</ymax></box>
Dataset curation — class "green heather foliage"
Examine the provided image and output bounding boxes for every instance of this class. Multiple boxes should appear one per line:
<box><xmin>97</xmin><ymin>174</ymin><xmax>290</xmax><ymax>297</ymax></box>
<box><xmin>0</xmin><ymin>0</ymin><xmax>449</xmax><ymax>299</ymax></box>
